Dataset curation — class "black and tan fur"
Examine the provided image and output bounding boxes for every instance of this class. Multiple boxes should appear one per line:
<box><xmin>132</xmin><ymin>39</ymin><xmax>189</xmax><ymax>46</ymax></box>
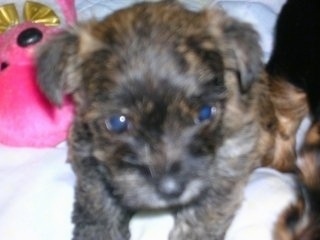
<box><xmin>266</xmin><ymin>0</ymin><xmax>320</xmax><ymax>239</ymax></box>
<box><xmin>274</xmin><ymin>122</ymin><xmax>320</xmax><ymax>240</ymax></box>
<box><xmin>36</xmin><ymin>1</ymin><xmax>277</xmax><ymax>240</ymax></box>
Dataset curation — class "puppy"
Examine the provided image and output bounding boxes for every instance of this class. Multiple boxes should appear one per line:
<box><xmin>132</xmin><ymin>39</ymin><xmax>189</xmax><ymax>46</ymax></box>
<box><xmin>36</xmin><ymin>1</ymin><xmax>275</xmax><ymax>239</ymax></box>
<box><xmin>266</xmin><ymin>0</ymin><xmax>320</xmax><ymax>238</ymax></box>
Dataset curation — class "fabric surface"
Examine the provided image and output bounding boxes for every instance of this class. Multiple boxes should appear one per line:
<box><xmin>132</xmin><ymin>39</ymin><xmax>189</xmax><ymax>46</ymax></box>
<box><xmin>0</xmin><ymin>145</ymin><xmax>298</xmax><ymax>240</ymax></box>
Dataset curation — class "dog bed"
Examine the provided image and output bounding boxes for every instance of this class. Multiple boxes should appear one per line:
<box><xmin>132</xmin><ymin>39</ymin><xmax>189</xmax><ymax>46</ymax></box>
<box><xmin>0</xmin><ymin>0</ymin><xmax>301</xmax><ymax>239</ymax></box>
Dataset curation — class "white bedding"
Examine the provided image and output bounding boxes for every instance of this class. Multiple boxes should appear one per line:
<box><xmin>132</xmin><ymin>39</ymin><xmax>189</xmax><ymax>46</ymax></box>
<box><xmin>0</xmin><ymin>0</ymin><xmax>294</xmax><ymax>239</ymax></box>
<box><xmin>0</xmin><ymin>143</ymin><xmax>298</xmax><ymax>240</ymax></box>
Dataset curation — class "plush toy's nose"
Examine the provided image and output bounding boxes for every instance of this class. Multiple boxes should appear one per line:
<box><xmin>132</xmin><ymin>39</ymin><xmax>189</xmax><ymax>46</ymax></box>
<box><xmin>0</xmin><ymin>62</ymin><xmax>8</xmax><ymax>71</ymax></box>
<box><xmin>17</xmin><ymin>27</ymin><xmax>43</xmax><ymax>47</ymax></box>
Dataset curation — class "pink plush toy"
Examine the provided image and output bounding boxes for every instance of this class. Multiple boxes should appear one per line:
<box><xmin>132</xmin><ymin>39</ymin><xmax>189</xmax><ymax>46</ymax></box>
<box><xmin>0</xmin><ymin>0</ymin><xmax>76</xmax><ymax>147</ymax></box>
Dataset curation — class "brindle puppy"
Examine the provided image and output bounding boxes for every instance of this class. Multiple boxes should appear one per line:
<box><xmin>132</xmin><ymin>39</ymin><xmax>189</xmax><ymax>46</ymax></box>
<box><xmin>36</xmin><ymin>1</ymin><xmax>275</xmax><ymax>239</ymax></box>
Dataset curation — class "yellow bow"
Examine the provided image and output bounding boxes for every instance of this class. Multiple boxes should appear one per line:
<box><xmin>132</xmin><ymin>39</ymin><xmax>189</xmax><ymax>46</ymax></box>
<box><xmin>0</xmin><ymin>1</ymin><xmax>60</xmax><ymax>34</ymax></box>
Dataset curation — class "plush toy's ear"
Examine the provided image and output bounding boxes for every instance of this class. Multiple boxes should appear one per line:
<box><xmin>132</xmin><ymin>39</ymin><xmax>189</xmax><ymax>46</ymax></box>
<box><xmin>220</xmin><ymin>13</ymin><xmax>263</xmax><ymax>92</ymax></box>
<box><xmin>56</xmin><ymin>0</ymin><xmax>77</xmax><ymax>25</ymax></box>
<box><xmin>37</xmin><ymin>31</ymin><xmax>80</xmax><ymax>106</ymax></box>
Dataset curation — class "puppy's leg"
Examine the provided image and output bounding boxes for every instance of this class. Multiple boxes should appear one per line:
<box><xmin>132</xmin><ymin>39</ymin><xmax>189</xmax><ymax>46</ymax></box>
<box><xmin>170</xmin><ymin>211</ymin><xmax>228</xmax><ymax>240</ymax></box>
<box><xmin>72</xmin><ymin>174</ymin><xmax>131</xmax><ymax>240</ymax></box>
<box><xmin>70</xmin><ymin>123</ymin><xmax>132</xmax><ymax>240</ymax></box>
<box><xmin>169</xmin><ymin>186</ymin><xmax>243</xmax><ymax>240</ymax></box>
<box><xmin>72</xmin><ymin>179</ymin><xmax>131</xmax><ymax>240</ymax></box>
<box><xmin>264</xmin><ymin>76</ymin><xmax>308</xmax><ymax>172</ymax></box>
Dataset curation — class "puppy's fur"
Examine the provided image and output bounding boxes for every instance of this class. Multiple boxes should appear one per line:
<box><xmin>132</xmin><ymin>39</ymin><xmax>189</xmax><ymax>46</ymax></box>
<box><xmin>37</xmin><ymin>1</ymin><xmax>275</xmax><ymax>239</ymax></box>
<box><xmin>267</xmin><ymin>0</ymin><xmax>320</xmax><ymax>239</ymax></box>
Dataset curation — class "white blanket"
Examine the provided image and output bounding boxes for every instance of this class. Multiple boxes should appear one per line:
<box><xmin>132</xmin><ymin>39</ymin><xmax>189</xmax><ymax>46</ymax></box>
<box><xmin>0</xmin><ymin>0</ymin><xmax>294</xmax><ymax>239</ymax></box>
<box><xmin>0</xmin><ymin>143</ymin><xmax>298</xmax><ymax>240</ymax></box>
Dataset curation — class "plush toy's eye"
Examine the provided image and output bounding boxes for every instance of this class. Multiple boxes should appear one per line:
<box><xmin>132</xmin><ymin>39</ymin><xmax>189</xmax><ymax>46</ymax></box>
<box><xmin>106</xmin><ymin>115</ymin><xmax>130</xmax><ymax>133</ymax></box>
<box><xmin>17</xmin><ymin>28</ymin><xmax>43</xmax><ymax>47</ymax></box>
<box><xmin>196</xmin><ymin>105</ymin><xmax>216</xmax><ymax>123</ymax></box>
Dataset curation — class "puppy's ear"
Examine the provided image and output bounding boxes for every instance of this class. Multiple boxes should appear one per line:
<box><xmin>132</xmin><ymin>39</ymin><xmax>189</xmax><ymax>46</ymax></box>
<box><xmin>37</xmin><ymin>26</ymin><xmax>104</xmax><ymax>106</ymax></box>
<box><xmin>36</xmin><ymin>31</ymin><xmax>80</xmax><ymax>106</ymax></box>
<box><xmin>222</xmin><ymin>16</ymin><xmax>263</xmax><ymax>92</ymax></box>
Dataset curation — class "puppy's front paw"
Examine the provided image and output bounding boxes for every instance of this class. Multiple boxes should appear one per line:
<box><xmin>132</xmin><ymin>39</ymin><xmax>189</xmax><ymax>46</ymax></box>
<box><xmin>73</xmin><ymin>224</ymin><xmax>129</xmax><ymax>240</ymax></box>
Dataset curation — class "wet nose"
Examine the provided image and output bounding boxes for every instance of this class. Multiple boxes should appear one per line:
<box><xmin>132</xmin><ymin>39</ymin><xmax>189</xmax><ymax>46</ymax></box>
<box><xmin>17</xmin><ymin>27</ymin><xmax>43</xmax><ymax>47</ymax></box>
<box><xmin>157</xmin><ymin>176</ymin><xmax>184</xmax><ymax>199</ymax></box>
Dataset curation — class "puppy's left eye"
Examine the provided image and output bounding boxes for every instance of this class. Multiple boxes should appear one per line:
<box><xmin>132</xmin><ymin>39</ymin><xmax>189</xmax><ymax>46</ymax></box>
<box><xmin>196</xmin><ymin>105</ymin><xmax>216</xmax><ymax>123</ymax></box>
<box><xmin>106</xmin><ymin>115</ymin><xmax>130</xmax><ymax>133</ymax></box>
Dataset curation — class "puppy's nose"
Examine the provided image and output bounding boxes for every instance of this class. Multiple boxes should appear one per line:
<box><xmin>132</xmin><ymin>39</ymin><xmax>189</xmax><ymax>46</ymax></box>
<box><xmin>17</xmin><ymin>27</ymin><xmax>43</xmax><ymax>47</ymax></box>
<box><xmin>157</xmin><ymin>176</ymin><xmax>184</xmax><ymax>198</ymax></box>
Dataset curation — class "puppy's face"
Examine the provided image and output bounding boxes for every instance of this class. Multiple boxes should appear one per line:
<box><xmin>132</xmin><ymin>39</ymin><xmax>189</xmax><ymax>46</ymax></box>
<box><xmin>37</xmin><ymin>2</ymin><xmax>263</xmax><ymax>210</ymax></box>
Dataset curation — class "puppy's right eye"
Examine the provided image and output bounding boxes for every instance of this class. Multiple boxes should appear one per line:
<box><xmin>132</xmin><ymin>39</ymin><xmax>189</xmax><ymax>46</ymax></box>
<box><xmin>105</xmin><ymin>115</ymin><xmax>130</xmax><ymax>133</ymax></box>
<box><xmin>196</xmin><ymin>105</ymin><xmax>217</xmax><ymax>123</ymax></box>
